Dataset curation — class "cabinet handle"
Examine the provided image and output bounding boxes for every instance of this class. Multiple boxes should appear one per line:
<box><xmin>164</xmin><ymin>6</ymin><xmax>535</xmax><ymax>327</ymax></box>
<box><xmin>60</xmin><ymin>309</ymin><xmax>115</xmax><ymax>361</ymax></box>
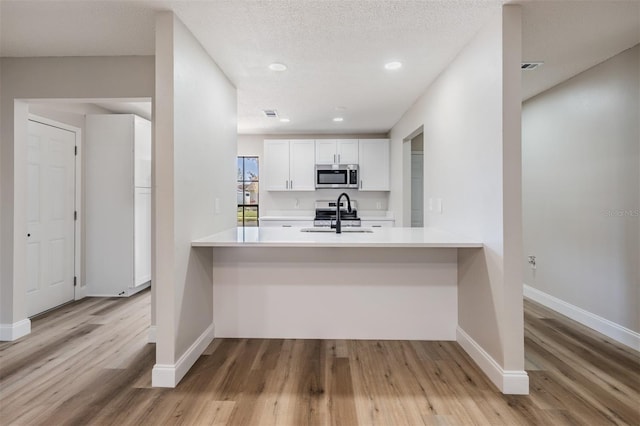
<box><xmin>333</xmin><ymin>154</ymin><xmax>336</xmax><ymax>164</ymax></box>
<box><xmin>360</xmin><ymin>180</ymin><xmax>363</xmax><ymax>189</ymax></box>
<box><xmin>338</xmin><ymin>154</ymin><xmax>341</xmax><ymax>164</ymax></box>
<box><xmin>286</xmin><ymin>180</ymin><xmax>288</xmax><ymax>189</ymax></box>
<box><xmin>282</xmin><ymin>225</ymin><xmax>292</xmax><ymax>227</ymax></box>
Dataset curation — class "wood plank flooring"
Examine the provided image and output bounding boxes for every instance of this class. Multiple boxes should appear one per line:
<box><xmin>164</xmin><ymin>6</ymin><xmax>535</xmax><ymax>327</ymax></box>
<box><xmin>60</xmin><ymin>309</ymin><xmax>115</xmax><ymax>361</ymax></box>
<box><xmin>1</xmin><ymin>290</ymin><xmax>638</xmax><ymax>425</ymax></box>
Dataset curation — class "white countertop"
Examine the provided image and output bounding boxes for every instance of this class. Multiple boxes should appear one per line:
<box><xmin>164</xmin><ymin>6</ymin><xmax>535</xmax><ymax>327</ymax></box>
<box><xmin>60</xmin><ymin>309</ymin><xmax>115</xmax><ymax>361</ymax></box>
<box><xmin>192</xmin><ymin>227</ymin><xmax>482</xmax><ymax>248</ymax></box>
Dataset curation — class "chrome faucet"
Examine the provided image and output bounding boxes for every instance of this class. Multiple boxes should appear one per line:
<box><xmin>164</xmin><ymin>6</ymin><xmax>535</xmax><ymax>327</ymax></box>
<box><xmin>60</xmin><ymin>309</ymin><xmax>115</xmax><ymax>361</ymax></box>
<box><xmin>335</xmin><ymin>192</ymin><xmax>352</xmax><ymax>234</ymax></box>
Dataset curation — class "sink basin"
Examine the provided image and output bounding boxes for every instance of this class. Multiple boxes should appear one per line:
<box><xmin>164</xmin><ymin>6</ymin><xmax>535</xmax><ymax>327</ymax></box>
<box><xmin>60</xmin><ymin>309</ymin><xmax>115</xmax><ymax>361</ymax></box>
<box><xmin>300</xmin><ymin>227</ymin><xmax>374</xmax><ymax>233</ymax></box>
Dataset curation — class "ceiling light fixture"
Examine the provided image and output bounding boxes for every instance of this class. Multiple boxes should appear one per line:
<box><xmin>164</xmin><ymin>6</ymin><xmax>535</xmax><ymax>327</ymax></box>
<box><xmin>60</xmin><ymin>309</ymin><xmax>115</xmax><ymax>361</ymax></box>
<box><xmin>333</xmin><ymin>117</ymin><xmax>344</xmax><ymax>122</ymax></box>
<box><xmin>268</xmin><ymin>63</ymin><xmax>287</xmax><ymax>71</ymax></box>
<box><xmin>384</xmin><ymin>61</ymin><xmax>402</xmax><ymax>70</ymax></box>
<box><xmin>280</xmin><ymin>118</ymin><xmax>290</xmax><ymax>123</ymax></box>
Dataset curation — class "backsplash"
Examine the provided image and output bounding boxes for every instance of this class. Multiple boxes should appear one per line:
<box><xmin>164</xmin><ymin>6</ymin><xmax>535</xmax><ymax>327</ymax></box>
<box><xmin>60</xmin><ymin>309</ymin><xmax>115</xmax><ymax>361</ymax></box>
<box><xmin>261</xmin><ymin>189</ymin><xmax>389</xmax><ymax>216</ymax></box>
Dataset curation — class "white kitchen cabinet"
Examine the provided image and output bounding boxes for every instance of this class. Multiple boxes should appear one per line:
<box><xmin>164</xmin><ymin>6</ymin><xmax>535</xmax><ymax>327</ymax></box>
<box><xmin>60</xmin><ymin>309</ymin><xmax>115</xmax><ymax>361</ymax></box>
<box><xmin>362</xmin><ymin>219</ymin><xmax>395</xmax><ymax>228</ymax></box>
<box><xmin>85</xmin><ymin>114</ymin><xmax>152</xmax><ymax>297</ymax></box>
<box><xmin>259</xmin><ymin>218</ymin><xmax>314</xmax><ymax>227</ymax></box>
<box><xmin>264</xmin><ymin>140</ymin><xmax>290</xmax><ymax>191</ymax></box>
<box><xmin>358</xmin><ymin>139</ymin><xmax>390</xmax><ymax>191</ymax></box>
<box><xmin>315</xmin><ymin>139</ymin><xmax>358</xmax><ymax>165</ymax></box>
<box><xmin>134</xmin><ymin>187</ymin><xmax>152</xmax><ymax>286</ymax></box>
<box><xmin>264</xmin><ymin>139</ymin><xmax>315</xmax><ymax>191</ymax></box>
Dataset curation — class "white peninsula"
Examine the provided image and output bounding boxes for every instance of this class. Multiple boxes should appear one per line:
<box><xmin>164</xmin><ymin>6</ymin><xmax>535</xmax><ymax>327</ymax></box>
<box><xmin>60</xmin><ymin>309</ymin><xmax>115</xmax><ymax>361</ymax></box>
<box><xmin>193</xmin><ymin>227</ymin><xmax>482</xmax><ymax>340</ymax></box>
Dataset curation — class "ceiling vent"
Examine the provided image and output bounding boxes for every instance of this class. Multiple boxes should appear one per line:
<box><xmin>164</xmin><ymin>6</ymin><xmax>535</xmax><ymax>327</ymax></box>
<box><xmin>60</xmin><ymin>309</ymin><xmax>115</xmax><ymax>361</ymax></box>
<box><xmin>521</xmin><ymin>62</ymin><xmax>543</xmax><ymax>71</ymax></box>
<box><xmin>263</xmin><ymin>109</ymin><xmax>278</xmax><ymax>118</ymax></box>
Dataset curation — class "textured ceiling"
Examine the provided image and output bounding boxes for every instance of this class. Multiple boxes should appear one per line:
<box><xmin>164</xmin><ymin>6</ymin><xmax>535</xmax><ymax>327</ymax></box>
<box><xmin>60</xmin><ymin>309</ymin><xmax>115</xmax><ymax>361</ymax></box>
<box><xmin>1</xmin><ymin>0</ymin><xmax>638</xmax><ymax>134</ymax></box>
<box><xmin>521</xmin><ymin>1</ymin><xmax>639</xmax><ymax>101</ymax></box>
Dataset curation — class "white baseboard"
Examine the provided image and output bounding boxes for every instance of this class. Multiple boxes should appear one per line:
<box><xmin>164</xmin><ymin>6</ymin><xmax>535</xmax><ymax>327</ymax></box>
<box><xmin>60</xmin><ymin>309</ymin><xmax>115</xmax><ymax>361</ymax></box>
<box><xmin>0</xmin><ymin>319</ymin><xmax>31</xmax><ymax>341</ymax></box>
<box><xmin>151</xmin><ymin>323</ymin><xmax>215</xmax><ymax>388</ymax></box>
<box><xmin>457</xmin><ymin>327</ymin><xmax>529</xmax><ymax>395</ymax></box>
<box><xmin>524</xmin><ymin>285</ymin><xmax>640</xmax><ymax>351</ymax></box>
<box><xmin>148</xmin><ymin>325</ymin><xmax>157</xmax><ymax>343</ymax></box>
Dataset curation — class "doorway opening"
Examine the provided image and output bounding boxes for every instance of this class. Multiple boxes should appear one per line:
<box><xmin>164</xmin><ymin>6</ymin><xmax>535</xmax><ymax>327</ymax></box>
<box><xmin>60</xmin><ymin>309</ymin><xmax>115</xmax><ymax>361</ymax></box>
<box><xmin>20</xmin><ymin>99</ymin><xmax>153</xmax><ymax>318</ymax></box>
<box><xmin>402</xmin><ymin>126</ymin><xmax>424</xmax><ymax>227</ymax></box>
<box><xmin>410</xmin><ymin>133</ymin><xmax>424</xmax><ymax>227</ymax></box>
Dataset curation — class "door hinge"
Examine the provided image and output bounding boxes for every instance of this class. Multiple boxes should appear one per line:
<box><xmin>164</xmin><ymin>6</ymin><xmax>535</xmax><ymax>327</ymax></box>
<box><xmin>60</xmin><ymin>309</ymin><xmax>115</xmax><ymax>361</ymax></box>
<box><xmin>74</xmin><ymin>211</ymin><xmax>77</xmax><ymax>221</ymax></box>
<box><xmin>74</xmin><ymin>276</ymin><xmax>77</xmax><ymax>287</ymax></box>
<box><xmin>74</xmin><ymin>146</ymin><xmax>78</xmax><ymax>156</ymax></box>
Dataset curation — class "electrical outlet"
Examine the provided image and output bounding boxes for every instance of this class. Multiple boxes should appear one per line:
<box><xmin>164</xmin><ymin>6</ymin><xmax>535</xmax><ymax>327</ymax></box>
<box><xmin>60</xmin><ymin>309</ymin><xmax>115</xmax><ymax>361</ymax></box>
<box><xmin>528</xmin><ymin>255</ymin><xmax>536</xmax><ymax>269</ymax></box>
<box><xmin>376</xmin><ymin>201</ymin><xmax>382</xmax><ymax>210</ymax></box>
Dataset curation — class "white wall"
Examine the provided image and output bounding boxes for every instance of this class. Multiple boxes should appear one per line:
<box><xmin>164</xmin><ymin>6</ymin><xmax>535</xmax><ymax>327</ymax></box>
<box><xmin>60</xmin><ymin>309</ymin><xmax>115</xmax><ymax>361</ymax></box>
<box><xmin>389</xmin><ymin>6</ymin><xmax>526</xmax><ymax>393</ymax></box>
<box><xmin>0</xmin><ymin>56</ymin><xmax>154</xmax><ymax>335</ymax></box>
<box><xmin>238</xmin><ymin>133</ymin><xmax>391</xmax><ymax>215</ymax></box>
<box><xmin>523</xmin><ymin>45</ymin><xmax>639</xmax><ymax>336</ymax></box>
<box><xmin>153</xmin><ymin>12</ymin><xmax>237</xmax><ymax>386</ymax></box>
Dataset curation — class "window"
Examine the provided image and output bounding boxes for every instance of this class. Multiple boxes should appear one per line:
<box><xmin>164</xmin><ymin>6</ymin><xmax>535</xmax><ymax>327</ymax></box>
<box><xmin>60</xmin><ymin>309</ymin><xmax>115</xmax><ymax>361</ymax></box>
<box><xmin>237</xmin><ymin>156</ymin><xmax>259</xmax><ymax>227</ymax></box>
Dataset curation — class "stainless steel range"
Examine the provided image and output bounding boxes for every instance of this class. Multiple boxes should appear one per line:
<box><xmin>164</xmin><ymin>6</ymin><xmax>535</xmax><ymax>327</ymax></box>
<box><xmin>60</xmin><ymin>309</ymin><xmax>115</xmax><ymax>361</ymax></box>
<box><xmin>313</xmin><ymin>200</ymin><xmax>361</xmax><ymax>227</ymax></box>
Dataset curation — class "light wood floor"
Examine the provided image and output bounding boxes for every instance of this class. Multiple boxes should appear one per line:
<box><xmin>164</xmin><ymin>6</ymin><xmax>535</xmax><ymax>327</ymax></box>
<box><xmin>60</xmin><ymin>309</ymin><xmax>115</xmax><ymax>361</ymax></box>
<box><xmin>1</xmin><ymin>289</ymin><xmax>638</xmax><ymax>425</ymax></box>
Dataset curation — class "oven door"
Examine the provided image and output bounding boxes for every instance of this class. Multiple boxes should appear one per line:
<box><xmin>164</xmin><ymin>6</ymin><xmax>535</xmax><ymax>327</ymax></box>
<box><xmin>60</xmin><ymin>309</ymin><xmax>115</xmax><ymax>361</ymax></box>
<box><xmin>316</xmin><ymin>167</ymin><xmax>348</xmax><ymax>188</ymax></box>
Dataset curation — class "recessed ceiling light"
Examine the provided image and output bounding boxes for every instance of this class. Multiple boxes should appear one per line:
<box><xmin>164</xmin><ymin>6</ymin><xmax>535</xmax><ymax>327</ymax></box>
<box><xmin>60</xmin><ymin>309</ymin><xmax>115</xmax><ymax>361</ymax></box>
<box><xmin>268</xmin><ymin>63</ymin><xmax>287</xmax><ymax>71</ymax></box>
<box><xmin>333</xmin><ymin>117</ymin><xmax>344</xmax><ymax>122</ymax></box>
<box><xmin>280</xmin><ymin>118</ymin><xmax>290</xmax><ymax>123</ymax></box>
<box><xmin>384</xmin><ymin>61</ymin><xmax>402</xmax><ymax>70</ymax></box>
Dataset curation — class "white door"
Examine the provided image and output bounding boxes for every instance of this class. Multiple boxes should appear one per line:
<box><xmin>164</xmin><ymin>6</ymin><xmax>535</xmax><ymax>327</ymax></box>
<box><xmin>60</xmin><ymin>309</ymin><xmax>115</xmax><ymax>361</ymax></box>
<box><xmin>27</xmin><ymin>120</ymin><xmax>76</xmax><ymax>317</ymax></box>
<box><xmin>411</xmin><ymin>152</ymin><xmax>424</xmax><ymax>227</ymax></box>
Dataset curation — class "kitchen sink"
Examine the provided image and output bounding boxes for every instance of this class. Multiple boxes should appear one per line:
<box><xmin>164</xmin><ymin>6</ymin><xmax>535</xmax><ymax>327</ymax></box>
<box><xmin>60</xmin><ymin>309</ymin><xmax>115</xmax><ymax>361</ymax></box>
<box><xmin>300</xmin><ymin>227</ymin><xmax>374</xmax><ymax>233</ymax></box>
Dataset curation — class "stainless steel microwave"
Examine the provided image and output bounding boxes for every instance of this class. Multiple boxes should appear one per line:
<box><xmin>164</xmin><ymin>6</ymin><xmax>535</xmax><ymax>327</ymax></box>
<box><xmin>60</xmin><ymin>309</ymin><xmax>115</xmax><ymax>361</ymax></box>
<box><xmin>315</xmin><ymin>164</ymin><xmax>359</xmax><ymax>189</ymax></box>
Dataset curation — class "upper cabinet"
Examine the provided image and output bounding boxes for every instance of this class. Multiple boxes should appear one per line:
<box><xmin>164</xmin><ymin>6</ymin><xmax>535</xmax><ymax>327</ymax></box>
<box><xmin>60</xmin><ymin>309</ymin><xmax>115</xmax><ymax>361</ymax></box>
<box><xmin>358</xmin><ymin>139</ymin><xmax>390</xmax><ymax>191</ymax></box>
<box><xmin>315</xmin><ymin>139</ymin><xmax>358</xmax><ymax>165</ymax></box>
<box><xmin>264</xmin><ymin>139</ymin><xmax>315</xmax><ymax>191</ymax></box>
<box><xmin>133</xmin><ymin>116</ymin><xmax>152</xmax><ymax>187</ymax></box>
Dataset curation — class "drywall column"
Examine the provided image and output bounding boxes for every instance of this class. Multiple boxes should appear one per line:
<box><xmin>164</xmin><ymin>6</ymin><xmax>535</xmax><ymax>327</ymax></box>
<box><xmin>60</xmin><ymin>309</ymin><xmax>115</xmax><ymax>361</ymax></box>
<box><xmin>500</xmin><ymin>4</ymin><xmax>524</xmax><ymax>375</ymax></box>
<box><xmin>153</xmin><ymin>12</ymin><xmax>237</xmax><ymax>387</ymax></box>
<box><xmin>457</xmin><ymin>5</ymin><xmax>525</xmax><ymax>394</ymax></box>
<box><xmin>0</xmin><ymin>56</ymin><xmax>154</xmax><ymax>340</ymax></box>
<box><xmin>388</xmin><ymin>6</ymin><xmax>527</xmax><ymax>394</ymax></box>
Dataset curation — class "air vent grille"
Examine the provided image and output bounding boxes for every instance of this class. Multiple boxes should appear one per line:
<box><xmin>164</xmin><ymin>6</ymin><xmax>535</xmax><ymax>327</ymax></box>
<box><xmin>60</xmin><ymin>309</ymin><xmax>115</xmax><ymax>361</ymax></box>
<box><xmin>263</xmin><ymin>109</ymin><xmax>278</xmax><ymax>118</ymax></box>
<box><xmin>521</xmin><ymin>62</ymin><xmax>543</xmax><ymax>71</ymax></box>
